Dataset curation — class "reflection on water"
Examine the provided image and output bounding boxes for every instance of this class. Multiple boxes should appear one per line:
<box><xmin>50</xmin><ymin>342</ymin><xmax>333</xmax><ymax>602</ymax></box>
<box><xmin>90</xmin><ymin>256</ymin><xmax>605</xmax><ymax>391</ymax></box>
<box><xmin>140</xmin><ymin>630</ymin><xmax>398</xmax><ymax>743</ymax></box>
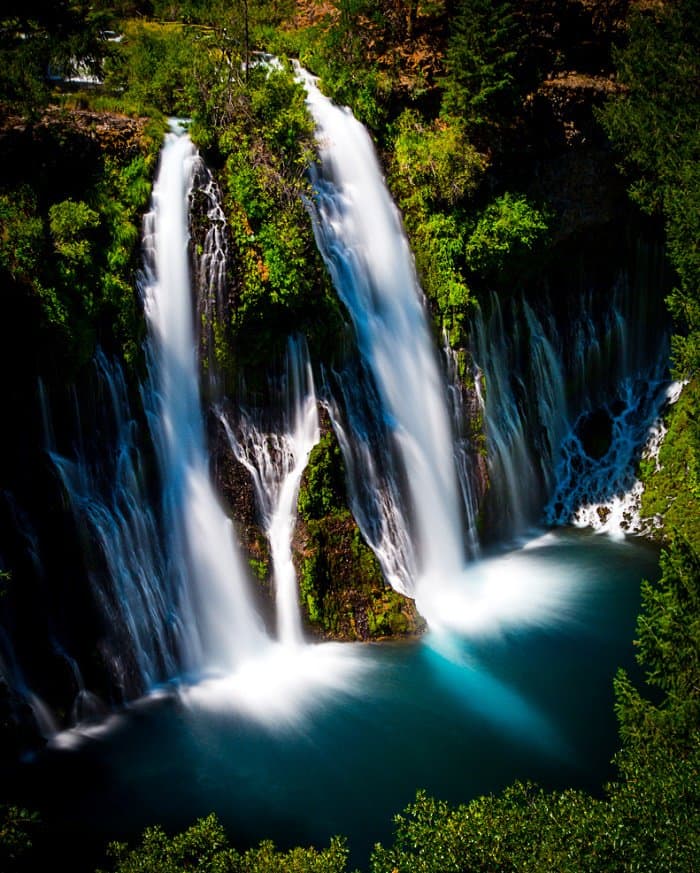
<box><xmin>8</xmin><ymin>529</ymin><xmax>658</xmax><ymax>871</ymax></box>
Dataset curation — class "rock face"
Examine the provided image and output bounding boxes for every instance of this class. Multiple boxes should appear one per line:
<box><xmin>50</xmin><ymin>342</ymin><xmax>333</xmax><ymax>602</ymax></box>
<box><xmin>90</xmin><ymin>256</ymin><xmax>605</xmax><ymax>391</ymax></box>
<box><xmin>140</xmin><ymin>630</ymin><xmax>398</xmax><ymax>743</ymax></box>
<box><xmin>0</xmin><ymin>106</ymin><xmax>148</xmax><ymax>163</ymax></box>
<box><xmin>209</xmin><ymin>409</ymin><xmax>274</xmax><ymax>616</ymax></box>
<box><xmin>293</xmin><ymin>411</ymin><xmax>425</xmax><ymax>641</ymax></box>
<box><xmin>523</xmin><ymin>73</ymin><xmax>628</xmax><ymax>242</ymax></box>
<box><xmin>210</xmin><ymin>404</ymin><xmax>425</xmax><ymax>642</ymax></box>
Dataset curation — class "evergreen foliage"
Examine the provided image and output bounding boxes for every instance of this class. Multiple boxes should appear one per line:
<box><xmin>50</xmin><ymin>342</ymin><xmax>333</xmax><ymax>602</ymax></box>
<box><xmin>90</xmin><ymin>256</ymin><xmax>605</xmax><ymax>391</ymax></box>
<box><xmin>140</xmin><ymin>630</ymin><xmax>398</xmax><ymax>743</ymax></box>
<box><xmin>599</xmin><ymin>0</ymin><xmax>700</xmax><ymax>379</ymax></box>
<box><xmin>442</xmin><ymin>0</ymin><xmax>523</xmax><ymax>130</ymax></box>
<box><xmin>101</xmin><ymin>813</ymin><xmax>348</xmax><ymax>873</ymax></box>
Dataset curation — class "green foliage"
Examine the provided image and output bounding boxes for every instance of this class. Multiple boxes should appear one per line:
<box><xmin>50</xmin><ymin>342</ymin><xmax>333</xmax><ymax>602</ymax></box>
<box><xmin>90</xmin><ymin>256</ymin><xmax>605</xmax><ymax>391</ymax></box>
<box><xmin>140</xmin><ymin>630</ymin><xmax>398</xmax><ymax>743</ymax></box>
<box><xmin>196</xmin><ymin>61</ymin><xmax>342</xmax><ymax>384</ymax></box>
<box><xmin>0</xmin><ymin>2</ymin><xmax>112</xmax><ymax>118</ymax></box>
<box><xmin>606</xmin><ymin>535</ymin><xmax>700</xmax><ymax>872</ymax></box>
<box><xmin>0</xmin><ymin>127</ymin><xmax>155</xmax><ymax>370</ymax></box>
<box><xmin>102</xmin><ymin>813</ymin><xmax>349</xmax><ymax>873</ymax></box>
<box><xmin>388</xmin><ymin>111</ymin><xmax>486</xmax><ymax>339</ymax></box>
<box><xmin>0</xmin><ymin>805</ymin><xmax>39</xmax><ymax>873</ymax></box>
<box><xmin>249</xmin><ymin>557</ymin><xmax>268</xmax><ymax>582</ymax></box>
<box><xmin>639</xmin><ymin>378</ymin><xmax>700</xmax><ymax>546</ymax></box>
<box><xmin>299</xmin><ymin>552</ymin><xmax>322</xmax><ymax>625</ymax></box>
<box><xmin>298</xmin><ymin>431</ymin><xmax>346</xmax><ymax>522</ymax></box>
<box><xmin>442</xmin><ymin>0</ymin><xmax>524</xmax><ymax>130</ymax></box>
<box><xmin>599</xmin><ymin>0</ymin><xmax>700</xmax><ymax>378</ymax></box>
<box><xmin>392</xmin><ymin>111</ymin><xmax>486</xmax><ymax>212</ymax></box>
<box><xmin>0</xmin><ymin>188</ymin><xmax>46</xmax><ymax>286</ymax></box>
<box><xmin>370</xmin><ymin>784</ymin><xmax>611</xmax><ymax>873</ymax></box>
<box><xmin>411</xmin><ymin>212</ymin><xmax>471</xmax><ymax>339</ymax></box>
<box><xmin>103</xmin><ymin>22</ymin><xmax>197</xmax><ymax>116</ymax></box>
<box><xmin>49</xmin><ymin>199</ymin><xmax>101</xmax><ymax>264</ymax></box>
<box><xmin>465</xmin><ymin>193</ymin><xmax>550</xmax><ymax>284</ymax></box>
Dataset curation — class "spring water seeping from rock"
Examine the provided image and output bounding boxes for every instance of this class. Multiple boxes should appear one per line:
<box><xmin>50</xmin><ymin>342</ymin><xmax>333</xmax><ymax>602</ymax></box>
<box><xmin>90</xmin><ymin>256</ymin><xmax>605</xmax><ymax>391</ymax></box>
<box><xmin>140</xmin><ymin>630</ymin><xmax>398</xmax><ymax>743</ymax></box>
<box><xmin>140</xmin><ymin>123</ymin><xmax>268</xmax><ymax>675</ymax></box>
<box><xmin>471</xmin><ymin>255</ymin><xmax>672</xmax><ymax>541</ymax></box>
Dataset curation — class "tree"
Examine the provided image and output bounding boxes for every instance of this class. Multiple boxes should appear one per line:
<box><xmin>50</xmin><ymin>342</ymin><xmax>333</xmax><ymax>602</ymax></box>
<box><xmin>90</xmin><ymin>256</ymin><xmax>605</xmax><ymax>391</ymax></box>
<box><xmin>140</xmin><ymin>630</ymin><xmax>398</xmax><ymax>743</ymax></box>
<box><xmin>599</xmin><ymin>0</ymin><xmax>700</xmax><ymax>377</ymax></box>
<box><xmin>0</xmin><ymin>1</ymin><xmax>112</xmax><ymax>117</ymax></box>
<box><xmin>442</xmin><ymin>0</ymin><xmax>524</xmax><ymax>130</ymax></box>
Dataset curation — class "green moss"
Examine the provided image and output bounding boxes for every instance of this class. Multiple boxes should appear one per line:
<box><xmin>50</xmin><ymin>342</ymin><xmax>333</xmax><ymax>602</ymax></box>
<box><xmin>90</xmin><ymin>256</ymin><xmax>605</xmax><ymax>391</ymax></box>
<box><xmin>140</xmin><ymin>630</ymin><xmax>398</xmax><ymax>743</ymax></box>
<box><xmin>640</xmin><ymin>378</ymin><xmax>700</xmax><ymax>545</ymax></box>
<box><xmin>294</xmin><ymin>424</ymin><xmax>422</xmax><ymax>641</ymax></box>
<box><xmin>298</xmin><ymin>431</ymin><xmax>347</xmax><ymax>522</ymax></box>
<box><xmin>248</xmin><ymin>558</ymin><xmax>269</xmax><ymax>583</ymax></box>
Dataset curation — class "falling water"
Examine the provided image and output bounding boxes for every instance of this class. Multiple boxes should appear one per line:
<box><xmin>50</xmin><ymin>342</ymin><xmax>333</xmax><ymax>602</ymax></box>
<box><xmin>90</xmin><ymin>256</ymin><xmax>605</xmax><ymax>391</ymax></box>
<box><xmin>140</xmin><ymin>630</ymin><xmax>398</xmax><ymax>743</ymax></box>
<box><xmin>472</xmin><ymin>264</ymin><xmax>671</xmax><ymax>540</ymax></box>
<box><xmin>298</xmin><ymin>67</ymin><xmax>468</xmax><ymax>602</ymax></box>
<box><xmin>45</xmin><ymin>352</ymin><xmax>175</xmax><ymax>694</ymax></box>
<box><xmin>471</xmin><ymin>296</ymin><xmax>569</xmax><ymax>538</ymax></box>
<box><xmin>140</xmin><ymin>124</ymin><xmax>267</xmax><ymax>675</ymax></box>
<box><xmin>219</xmin><ymin>337</ymin><xmax>320</xmax><ymax>646</ymax></box>
<box><xmin>443</xmin><ymin>336</ymin><xmax>483</xmax><ymax>559</ymax></box>
<box><xmin>189</xmin><ymin>153</ymin><xmax>230</xmax><ymax>396</ymax></box>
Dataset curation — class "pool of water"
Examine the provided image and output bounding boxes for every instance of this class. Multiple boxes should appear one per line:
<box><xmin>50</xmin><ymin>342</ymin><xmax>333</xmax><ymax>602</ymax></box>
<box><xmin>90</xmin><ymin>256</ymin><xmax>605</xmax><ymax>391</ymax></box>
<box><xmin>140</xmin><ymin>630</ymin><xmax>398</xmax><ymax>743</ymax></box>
<box><xmin>6</xmin><ymin>529</ymin><xmax>659</xmax><ymax>871</ymax></box>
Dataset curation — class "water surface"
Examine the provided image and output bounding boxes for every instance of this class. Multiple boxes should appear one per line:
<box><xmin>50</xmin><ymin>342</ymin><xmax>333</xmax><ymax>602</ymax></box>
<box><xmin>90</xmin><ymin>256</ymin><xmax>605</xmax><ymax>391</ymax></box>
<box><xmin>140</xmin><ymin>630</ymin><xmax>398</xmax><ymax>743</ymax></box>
<box><xmin>9</xmin><ymin>529</ymin><xmax>658</xmax><ymax>871</ymax></box>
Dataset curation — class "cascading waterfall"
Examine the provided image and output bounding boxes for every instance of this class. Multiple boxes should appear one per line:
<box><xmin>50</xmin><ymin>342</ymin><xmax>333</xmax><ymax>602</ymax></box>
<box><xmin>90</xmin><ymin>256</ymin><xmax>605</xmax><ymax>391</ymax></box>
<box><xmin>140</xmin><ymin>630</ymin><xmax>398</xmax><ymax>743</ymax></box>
<box><xmin>323</xmin><ymin>366</ymin><xmax>417</xmax><ymax>596</ymax></box>
<box><xmin>140</xmin><ymin>123</ymin><xmax>268</xmax><ymax>675</ymax></box>
<box><xmin>298</xmin><ymin>67</ymin><xmax>470</xmax><ymax>605</ymax></box>
<box><xmin>218</xmin><ymin>336</ymin><xmax>320</xmax><ymax>647</ymax></box>
<box><xmin>472</xmin><ymin>259</ymin><xmax>671</xmax><ymax>540</ymax></box>
<box><xmin>189</xmin><ymin>153</ymin><xmax>229</xmax><ymax>395</ymax></box>
<box><xmin>45</xmin><ymin>351</ymin><xmax>175</xmax><ymax>694</ymax></box>
<box><xmin>29</xmin><ymin>124</ymin><xmax>364</xmax><ymax>731</ymax></box>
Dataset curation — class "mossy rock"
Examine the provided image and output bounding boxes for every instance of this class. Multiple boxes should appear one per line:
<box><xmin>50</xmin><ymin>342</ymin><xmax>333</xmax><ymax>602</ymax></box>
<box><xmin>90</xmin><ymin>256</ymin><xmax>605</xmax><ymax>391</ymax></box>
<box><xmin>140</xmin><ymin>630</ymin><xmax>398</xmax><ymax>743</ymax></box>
<box><xmin>294</xmin><ymin>414</ymin><xmax>424</xmax><ymax>641</ymax></box>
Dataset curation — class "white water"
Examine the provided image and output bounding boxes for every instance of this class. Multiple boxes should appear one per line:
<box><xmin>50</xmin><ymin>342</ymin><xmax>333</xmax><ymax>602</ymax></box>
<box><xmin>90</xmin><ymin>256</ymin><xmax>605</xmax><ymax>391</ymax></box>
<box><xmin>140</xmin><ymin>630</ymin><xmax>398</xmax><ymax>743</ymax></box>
<box><xmin>298</xmin><ymin>67</ymin><xmax>467</xmax><ymax>605</ymax></box>
<box><xmin>549</xmin><ymin>378</ymin><xmax>683</xmax><ymax>537</ymax></box>
<box><xmin>472</xmin><ymin>278</ymin><xmax>671</xmax><ymax>541</ymax></box>
<box><xmin>189</xmin><ymin>153</ymin><xmax>229</xmax><ymax>395</ymax></box>
<box><xmin>140</xmin><ymin>126</ymin><xmax>267</xmax><ymax>675</ymax></box>
<box><xmin>45</xmin><ymin>352</ymin><xmax>175</xmax><ymax>693</ymax></box>
<box><xmin>219</xmin><ymin>337</ymin><xmax>320</xmax><ymax>647</ymax></box>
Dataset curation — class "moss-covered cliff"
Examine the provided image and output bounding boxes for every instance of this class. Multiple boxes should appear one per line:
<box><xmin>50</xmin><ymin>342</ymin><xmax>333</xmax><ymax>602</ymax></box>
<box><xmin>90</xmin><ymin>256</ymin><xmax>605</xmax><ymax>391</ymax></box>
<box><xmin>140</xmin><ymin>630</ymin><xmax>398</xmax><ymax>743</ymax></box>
<box><xmin>294</xmin><ymin>413</ymin><xmax>424</xmax><ymax>640</ymax></box>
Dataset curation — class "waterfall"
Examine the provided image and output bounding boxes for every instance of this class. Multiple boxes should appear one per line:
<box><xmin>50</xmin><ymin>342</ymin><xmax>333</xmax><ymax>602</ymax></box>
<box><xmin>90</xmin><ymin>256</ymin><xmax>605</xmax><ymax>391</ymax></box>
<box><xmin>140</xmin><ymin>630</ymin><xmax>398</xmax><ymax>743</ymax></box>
<box><xmin>472</xmin><ymin>256</ymin><xmax>671</xmax><ymax>539</ymax></box>
<box><xmin>298</xmin><ymin>67</ymin><xmax>468</xmax><ymax>604</ymax></box>
<box><xmin>140</xmin><ymin>123</ymin><xmax>268</xmax><ymax>675</ymax></box>
<box><xmin>471</xmin><ymin>296</ymin><xmax>569</xmax><ymax>538</ymax></box>
<box><xmin>218</xmin><ymin>336</ymin><xmax>320</xmax><ymax>647</ymax></box>
<box><xmin>189</xmin><ymin>153</ymin><xmax>230</xmax><ymax>395</ymax></box>
<box><xmin>442</xmin><ymin>336</ymin><xmax>483</xmax><ymax>559</ymax></box>
<box><xmin>45</xmin><ymin>351</ymin><xmax>176</xmax><ymax>694</ymax></box>
<box><xmin>29</xmin><ymin>125</ymin><xmax>365</xmax><ymax>729</ymax></box>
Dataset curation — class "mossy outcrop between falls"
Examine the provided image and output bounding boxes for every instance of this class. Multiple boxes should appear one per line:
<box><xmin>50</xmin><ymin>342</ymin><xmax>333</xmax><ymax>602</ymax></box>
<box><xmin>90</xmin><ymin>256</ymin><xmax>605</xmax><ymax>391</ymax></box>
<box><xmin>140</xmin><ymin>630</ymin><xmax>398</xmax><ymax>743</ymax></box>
<box><xmin>293</xmin><ymin>414</ymin><xmax>424</xmax><ymax>640</ymax></box>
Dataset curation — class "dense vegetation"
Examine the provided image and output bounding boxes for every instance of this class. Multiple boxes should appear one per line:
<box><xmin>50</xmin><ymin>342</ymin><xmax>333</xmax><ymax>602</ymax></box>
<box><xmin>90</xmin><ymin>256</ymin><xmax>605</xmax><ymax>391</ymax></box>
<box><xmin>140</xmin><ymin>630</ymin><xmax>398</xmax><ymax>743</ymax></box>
<box><xmin>1</xmin><ymin>0</ymin><xmax>699</xmax><ymax>870</ymax></box>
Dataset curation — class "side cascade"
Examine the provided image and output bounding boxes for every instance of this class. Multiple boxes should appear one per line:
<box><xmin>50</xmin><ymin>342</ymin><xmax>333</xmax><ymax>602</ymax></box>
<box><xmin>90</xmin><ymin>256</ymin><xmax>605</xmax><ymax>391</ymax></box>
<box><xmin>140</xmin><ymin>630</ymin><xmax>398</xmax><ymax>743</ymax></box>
<box><xmin>218</xmin><ymin>336</ymin><xmax>320</xmax><ymax>647</ymax></box>
<box><xmin>297</xmin><ymin>66</ymin><xmax>475</xmax><ymax>612</ymax></box>
<box><xmin>472</xmin><ymin>259</ymin><xmax>672</xmax><ymax>540</ymax></box>
<box><xmin>44</xmin><ymin>352</ymin><xmax>175</xmax><ymax>696</ymax></box>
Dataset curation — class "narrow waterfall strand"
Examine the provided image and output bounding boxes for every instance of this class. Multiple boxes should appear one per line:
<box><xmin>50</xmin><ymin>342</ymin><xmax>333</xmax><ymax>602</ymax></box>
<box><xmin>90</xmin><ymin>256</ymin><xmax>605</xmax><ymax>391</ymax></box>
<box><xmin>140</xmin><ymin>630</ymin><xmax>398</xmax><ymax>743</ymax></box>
<box><xmin>220</xmin><ymin>337</ymin><xmax>320</xmax><ymax>647</ymax></box>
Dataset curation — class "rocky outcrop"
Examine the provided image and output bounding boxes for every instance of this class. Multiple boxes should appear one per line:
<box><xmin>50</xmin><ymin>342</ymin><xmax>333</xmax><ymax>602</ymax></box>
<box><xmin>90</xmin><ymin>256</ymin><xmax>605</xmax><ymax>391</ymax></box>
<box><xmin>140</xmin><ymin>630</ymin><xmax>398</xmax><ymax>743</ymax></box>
<box><xmin>293</xmin><ymin>411</ymin><xmax>425</xmax><ymax>641</ymax></box>
<box><xmin>0</xmin><ymin>106</ymin><xmax>148</xmax><ymax>161</ymax></box>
